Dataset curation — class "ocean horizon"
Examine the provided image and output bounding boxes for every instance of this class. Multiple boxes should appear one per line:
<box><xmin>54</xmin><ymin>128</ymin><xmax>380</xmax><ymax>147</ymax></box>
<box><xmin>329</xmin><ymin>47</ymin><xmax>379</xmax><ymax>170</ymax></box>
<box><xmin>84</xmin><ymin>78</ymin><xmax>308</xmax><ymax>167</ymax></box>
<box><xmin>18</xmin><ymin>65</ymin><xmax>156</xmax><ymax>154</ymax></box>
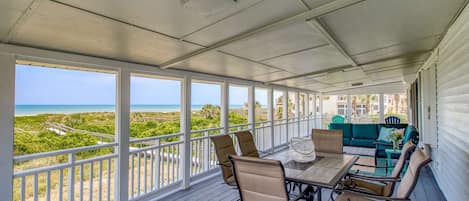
<box><xmin>14</xmin><ymin>104</ymin><xmax>253</xmax><ymax>116</ymax></box>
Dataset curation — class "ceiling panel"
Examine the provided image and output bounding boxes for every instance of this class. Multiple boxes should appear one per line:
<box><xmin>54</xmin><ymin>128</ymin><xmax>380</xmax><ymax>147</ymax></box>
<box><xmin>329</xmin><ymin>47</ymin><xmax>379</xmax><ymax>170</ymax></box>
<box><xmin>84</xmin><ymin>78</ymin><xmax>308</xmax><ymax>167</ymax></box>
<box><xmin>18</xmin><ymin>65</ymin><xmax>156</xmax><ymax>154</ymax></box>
<box><xmin>360</xmin><ymin>52</ymin><xmax>429</xmax><ymax>71</ymax></box>
<box><xmin>0</xmin><ymin>0</ymin><xmax>33</xmax><ymax>41</ymax></box>
<box><xmin>301</xmin><ymin>0</ymin><xmax>336</xmax><ymax>9</ymax></box>
<box><xmin>184</xmin><ymin>0</ymin><xmax>307</xmax><ymax>45</ymax></box>
<box><xmin>320</xmin><ymin>0</ymin><xmax>465</xmax><ymax>61</ymax></box>
<box><xmin>312</xmin><ymin>69</ymin><xmax>368</xmax><ymax>84</ymax></box>
<box><xmin>11</xmin><ymin>1</ymin><xmax>202</xmax><ymax>66</ymax></box>
<box><xmin>172</xmin><ymin>51</ymin><xmax>278</xmax><ymax>80</ymax></box>
<box><xmin>351</xmin><ymin>35</ymin><xmax>438</xmax><ymax>64</ymax></box>
<box><xmin>56</xmin><ymin>0</ymin><xmax>263</xmax><ymax>39</ymax></box>
<box><xmin>264</xmin><ymin>45</ymin><xmax>350</xmax><ymax>74</ymax></box>
<box><xmin>220</xmin><ymin>21</ymin><xmax>327</xmax><ymax>61</ymax></box>
<box><xmin>252</xmin><ymin>71</ymin><xmax>296</xmax><ymax>82</ymax></box>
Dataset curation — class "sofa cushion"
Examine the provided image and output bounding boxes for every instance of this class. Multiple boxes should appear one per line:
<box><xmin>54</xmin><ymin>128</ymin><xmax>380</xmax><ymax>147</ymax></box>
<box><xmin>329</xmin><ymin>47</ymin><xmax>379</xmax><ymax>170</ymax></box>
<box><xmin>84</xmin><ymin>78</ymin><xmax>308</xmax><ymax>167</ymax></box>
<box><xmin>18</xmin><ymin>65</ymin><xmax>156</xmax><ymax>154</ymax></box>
<box><xmin>378</xmin><ymin>127</ymin><xmax>393</xmax><ymax>142</ymax></box>
<box><xmin>343</xmin><ymin>138</ymin><xmax>351</xmax><ymax>146</ymax></box>
<box><xmin>329</xmin><ymin>123</ymin><xmax>353</xmax><ymax>138</ymax></box>
<box><xmin>377</xmin><ymin>123</ymin><xmax>408</xmax><ymax>132</ymax></box>
<box><xmin>350</xmin><ymin>139</ymin><xmax>376</xmax><ymax>148</ymax></box>
<box><xmin>403</xmin><ymin>126</ymin><xmax>418</xmax><ymax>143</ymax></box>
<box><xmin>352</xmin><ymin>124</ymin><xmax>379</xmax><ymax>139</ymax></box>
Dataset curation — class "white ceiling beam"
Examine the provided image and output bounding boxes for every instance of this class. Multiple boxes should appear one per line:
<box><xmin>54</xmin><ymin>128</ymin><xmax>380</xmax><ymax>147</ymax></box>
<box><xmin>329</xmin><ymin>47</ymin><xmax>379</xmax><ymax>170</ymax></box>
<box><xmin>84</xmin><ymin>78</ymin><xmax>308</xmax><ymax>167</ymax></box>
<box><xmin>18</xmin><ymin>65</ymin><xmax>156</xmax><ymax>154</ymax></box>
<box><xmin>267</xmin><ymin>50</ymin><xmax>430</xmax><ymax>83</ymax></box>
<box><xmin>3</xmin><ymin>0</ymin><xmax>43</xmax><ymax>43</ymax></box>
<box><xmin>159</xmin><ymin>0</ymin><xmax>366</xmax><ymax>69</ymax></box>
<box><xmin>306</xmin><ymin>19</ymin><xmax>358</xmax><ymax>67</ymax></box>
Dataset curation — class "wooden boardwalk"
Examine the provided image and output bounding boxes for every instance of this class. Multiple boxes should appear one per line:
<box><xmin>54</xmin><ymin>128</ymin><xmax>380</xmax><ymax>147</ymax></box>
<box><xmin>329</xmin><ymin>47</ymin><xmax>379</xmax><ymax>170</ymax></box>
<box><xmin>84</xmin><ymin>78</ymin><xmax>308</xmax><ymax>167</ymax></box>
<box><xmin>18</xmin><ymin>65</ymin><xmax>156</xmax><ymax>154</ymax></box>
<box><xmin>159</xmin><ymin>166</ymin><xmax>445</xmax><ymax>201</ymax></box>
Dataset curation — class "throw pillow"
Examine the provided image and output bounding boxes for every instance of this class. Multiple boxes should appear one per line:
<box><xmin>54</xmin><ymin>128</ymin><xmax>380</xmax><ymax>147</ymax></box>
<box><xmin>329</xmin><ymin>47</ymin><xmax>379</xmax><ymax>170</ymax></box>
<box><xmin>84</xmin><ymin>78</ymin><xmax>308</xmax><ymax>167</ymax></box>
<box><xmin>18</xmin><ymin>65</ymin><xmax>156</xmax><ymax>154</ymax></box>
<box><xmin>378</xmin><ymin>127</ymin><xmax>393</xmax><ymax>142</ymax></box>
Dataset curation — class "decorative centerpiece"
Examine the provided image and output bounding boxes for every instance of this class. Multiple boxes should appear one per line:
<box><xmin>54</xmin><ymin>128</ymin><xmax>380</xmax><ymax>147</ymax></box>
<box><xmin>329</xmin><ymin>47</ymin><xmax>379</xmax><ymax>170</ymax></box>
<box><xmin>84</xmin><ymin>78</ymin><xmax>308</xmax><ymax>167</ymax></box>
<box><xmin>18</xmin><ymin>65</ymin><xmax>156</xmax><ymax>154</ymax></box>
<box><xmin>387</xmin><ymin>130</ymin><xmax>404</xmax><ymax>150</ymax></box>
<box><xmin>288</xmin><ymin>137</ymin><xmax>316</xmax><ymax>163</ymax></box>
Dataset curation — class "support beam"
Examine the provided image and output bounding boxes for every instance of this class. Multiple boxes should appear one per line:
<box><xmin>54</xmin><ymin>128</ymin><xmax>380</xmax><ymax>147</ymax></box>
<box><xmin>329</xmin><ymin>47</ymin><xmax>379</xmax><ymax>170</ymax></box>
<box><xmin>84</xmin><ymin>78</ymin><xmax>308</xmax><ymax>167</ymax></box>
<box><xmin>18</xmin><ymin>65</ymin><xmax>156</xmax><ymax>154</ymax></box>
<box><xmin>181</xmin><ymin>76</ymin><xmax>192</xmax><ymax>189</ymax></box>
<box><xmin>312</xmin><ymin>93</ymin><xmax>317</xmax><ymax>129</ymax></box>
<box><xmin>319</xmin><ymin>93</ymin><xmax>323</xmax><ymax>129</ymax></box>
<box><xmin>379</xmin><ymin>93</ymin><xmax>385</xmax><ymax>123</ymax></box>
<box><xmin>283</xmin><ymin>90</ymin><xmax>289</xmax><ymax>140</ymax></box>
<box><xmin>159</xmin><ymin>0</ymin><xmax>365</xmax><ymax>69</ymax></box>
<box><xmin>0</xmin><ymin>54</ymin><xmax>15</xmax><ymax>201</ymax></box>
<box><xmin>267</xmin><ymin>88</ymin><xmax>274</xmax><ymax>153</ymax></box>
<box><xmin>115</xmin><ymin>68</ymin><xmax>130</xmax><ymax>201</ymax></box>
<box><xmin>307</xmin><ymin>19</ymin><xmax>358</xmax><ymax>67</ymax></box>
<box><xmin>305</xmin><ymin>93</ymin><xmax>310</xmax><ymax>134</ymax></box>
<box><xmin>295</xmin><ymin>92</ymin><xmax>300</xmax><ymax>137</ymax></box>
<box><xmin>221</xmin><ymin>81</ymin><xmax>230</xmax><ymax>134</ymax></box>
<box><xmin>346</xmin><ymin>95</ymin><xmax>352</xmax><ymax>123</ymax></box>
<box><xmin>248</xmin><ymin>86</ymin><xmax>255</xmax><ymax>131</ymax></box>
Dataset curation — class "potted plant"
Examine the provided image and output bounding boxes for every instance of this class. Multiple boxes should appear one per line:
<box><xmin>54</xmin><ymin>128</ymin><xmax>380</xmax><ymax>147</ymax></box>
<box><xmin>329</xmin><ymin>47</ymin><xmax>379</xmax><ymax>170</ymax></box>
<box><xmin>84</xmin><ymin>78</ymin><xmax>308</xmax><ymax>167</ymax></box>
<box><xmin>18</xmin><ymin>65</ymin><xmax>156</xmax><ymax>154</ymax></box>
<box><xmin>387</xmin><ymin>130</ymin><xmax>404</xmax><ymax>150</ymax></box>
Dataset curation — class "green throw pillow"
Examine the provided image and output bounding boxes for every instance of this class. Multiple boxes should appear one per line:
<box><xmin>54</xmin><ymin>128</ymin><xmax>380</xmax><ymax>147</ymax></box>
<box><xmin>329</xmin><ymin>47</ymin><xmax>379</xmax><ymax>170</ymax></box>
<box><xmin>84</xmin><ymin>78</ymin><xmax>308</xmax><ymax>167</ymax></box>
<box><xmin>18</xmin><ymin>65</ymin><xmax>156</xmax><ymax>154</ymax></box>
<box><xmin>378</xmin><ymin>127</ymin><xmax>394</xmax><ymax>142</ymax></box>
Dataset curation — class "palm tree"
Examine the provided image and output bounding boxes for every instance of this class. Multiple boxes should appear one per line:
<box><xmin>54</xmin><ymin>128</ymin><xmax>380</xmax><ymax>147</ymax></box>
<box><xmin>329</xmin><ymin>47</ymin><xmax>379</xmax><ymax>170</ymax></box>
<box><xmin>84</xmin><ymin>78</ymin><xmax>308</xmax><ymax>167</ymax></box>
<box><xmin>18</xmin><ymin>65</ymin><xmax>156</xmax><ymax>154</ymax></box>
<box><xmin>200</xmin><ymin>104</ymin><xmax>220</xmax><ymax>119</ymax></box>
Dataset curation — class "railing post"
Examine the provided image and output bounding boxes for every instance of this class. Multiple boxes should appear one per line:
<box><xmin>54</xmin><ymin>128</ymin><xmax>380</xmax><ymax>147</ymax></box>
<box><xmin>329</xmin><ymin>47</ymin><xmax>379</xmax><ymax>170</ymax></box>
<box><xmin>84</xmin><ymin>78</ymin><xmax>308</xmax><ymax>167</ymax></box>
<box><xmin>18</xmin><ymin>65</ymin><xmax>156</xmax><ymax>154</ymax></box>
<box><xmin>379</xmin><ymin>93</ymin><xmax>385</xmax><ymax>123</ymax></box>
<box><xmin>313</xmin><ymin>93</ymin><xmax>317</xmax><ymax>129</ymax></box>
<box><xmin>181</xmin><ymin>76</ymin><xmax>192</xmax><ymax>189</ymax></box>
<box><xmin>0</xmin><ymin>54</ymin><xmax>15</xmax><ymax>201</ymax></box>
<box><xmin>248</xmin><ymin>86</ymin><xmax>256</xmax><ymax>143</ymax></box>
<box><xmin>155</xmin><ymin>139</ymin><xmax>160</xmax><ymax>189</ymax></box>
<box><xmin>203</xmin><ymin>131</ymin><xmax>210</xmax><ymax>171</ymax></box>
<box><xmin>319</xmin><ymin>93</ymin><xmax>323</xmax><ymax>128</ymax></box>
<box><xmin>306</xmin><ymin>93</ymin><xmax>310</xmax><ymax>136</ymax></box>
<box><xmin>68</xmin><ymin>153</ymin><xmax>75</xmax><ymax>201</ymax></box>
<box><xmin>347</xmin><ymin>95</ymin><xmax>352</xmax><ymax>123</ymax></box>
<box><xmin>115</xmin><ymin>68</ymin><xmax>130</xmax><ymax>201</ymax></box>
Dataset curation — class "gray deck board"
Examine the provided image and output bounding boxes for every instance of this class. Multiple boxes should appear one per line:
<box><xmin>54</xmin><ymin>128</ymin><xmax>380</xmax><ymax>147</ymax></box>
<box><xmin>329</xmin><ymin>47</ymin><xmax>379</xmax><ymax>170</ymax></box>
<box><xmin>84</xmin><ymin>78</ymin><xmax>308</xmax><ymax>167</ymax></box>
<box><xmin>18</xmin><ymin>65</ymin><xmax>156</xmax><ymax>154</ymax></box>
<box><xmin>159</xmin><ymin>166</ymin><xmax>445</xmax><ymax>201</ymax></box>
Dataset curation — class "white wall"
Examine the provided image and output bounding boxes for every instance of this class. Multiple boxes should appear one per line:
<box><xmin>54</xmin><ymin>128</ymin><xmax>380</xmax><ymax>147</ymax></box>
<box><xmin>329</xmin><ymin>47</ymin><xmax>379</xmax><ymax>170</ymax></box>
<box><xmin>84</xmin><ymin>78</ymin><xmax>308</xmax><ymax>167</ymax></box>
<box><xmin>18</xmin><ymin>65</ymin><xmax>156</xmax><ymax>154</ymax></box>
<box><xmin>419</xmin><ymin>3</ymin><xmax>469</xmax><ymax>201</ymax></box>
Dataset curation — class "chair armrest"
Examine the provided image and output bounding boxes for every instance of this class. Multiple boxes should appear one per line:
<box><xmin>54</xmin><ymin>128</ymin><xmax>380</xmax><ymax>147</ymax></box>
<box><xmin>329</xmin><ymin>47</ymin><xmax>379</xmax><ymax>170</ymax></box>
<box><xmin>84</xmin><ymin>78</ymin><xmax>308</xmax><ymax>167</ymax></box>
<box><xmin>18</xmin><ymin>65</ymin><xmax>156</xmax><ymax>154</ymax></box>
<box><xmin>352</xmin><ymin>163</ymin><xmax>390</xmax><ymax>169</ymax></box>
<box><xmin>217</xmin><ymin>163</ymin><xmax>231</xmax><ymax>167</ymax></box>
<box><xmin>338</xmin><ymin>189</ymin><xmax>410</xmax><ymax>201</ymax></box>
<box><xmin>347</xmin><ymin>174</ymin><xmax>400</xmax><ymax>182</ymax></box>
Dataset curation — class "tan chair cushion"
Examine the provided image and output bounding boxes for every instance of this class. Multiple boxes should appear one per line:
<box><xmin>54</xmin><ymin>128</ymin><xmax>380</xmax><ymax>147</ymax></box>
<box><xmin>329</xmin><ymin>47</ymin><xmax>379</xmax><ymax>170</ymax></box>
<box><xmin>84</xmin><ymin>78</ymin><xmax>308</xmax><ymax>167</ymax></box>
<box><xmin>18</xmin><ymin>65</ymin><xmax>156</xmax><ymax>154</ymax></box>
<box><xmin>312</xmin><ymin>129</ymin><xmax>343</xmax><ymax>154</ymax></box>
<box><xmin>235</xmin><ymin>131</ymin><xmax>260</xmax><ymax>158</ymax></box>
<box><xmin>335</xmin><ymin>192</ymin><xmax>373</xmax><ymax>201</ymax></box>
<box><xmin>396</xmin><ymin>149</ymin><xmax>432</xmax><ymax>198</ymax></box>
<box><xmin>342</xmin><ymin>178</ymin><xmax>385</xmax><ymax>195</ymax></box>
<box><xmin>230</xmin><ymin>155</ymin><xmax>288</xmax><ymax>201</ymax></box>
<box><xmin>210</xmin><ymin>135</ymin><xmax>237</xmax><ymax>186</ymax></box>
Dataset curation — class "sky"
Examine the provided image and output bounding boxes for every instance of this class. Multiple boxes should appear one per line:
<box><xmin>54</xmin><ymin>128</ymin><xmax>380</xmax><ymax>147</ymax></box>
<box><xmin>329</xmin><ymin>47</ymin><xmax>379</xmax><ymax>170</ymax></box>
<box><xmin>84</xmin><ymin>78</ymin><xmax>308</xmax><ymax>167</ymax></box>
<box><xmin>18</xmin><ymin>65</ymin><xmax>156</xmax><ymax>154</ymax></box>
<box><xmin>15</xmin><ymin>65</ymin><xmax>267</xmax><ymax>105</ymax></box>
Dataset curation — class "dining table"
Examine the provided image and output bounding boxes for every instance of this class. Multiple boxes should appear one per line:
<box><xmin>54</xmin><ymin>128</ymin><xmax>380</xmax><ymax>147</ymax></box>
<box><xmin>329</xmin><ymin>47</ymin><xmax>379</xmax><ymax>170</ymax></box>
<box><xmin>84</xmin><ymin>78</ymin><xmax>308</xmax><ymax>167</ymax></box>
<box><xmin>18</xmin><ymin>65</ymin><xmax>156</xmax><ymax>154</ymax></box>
<box><xmin>266</xmin><ymin>150</ymin><xmax>359</xmax><ymax>201</ymax></box>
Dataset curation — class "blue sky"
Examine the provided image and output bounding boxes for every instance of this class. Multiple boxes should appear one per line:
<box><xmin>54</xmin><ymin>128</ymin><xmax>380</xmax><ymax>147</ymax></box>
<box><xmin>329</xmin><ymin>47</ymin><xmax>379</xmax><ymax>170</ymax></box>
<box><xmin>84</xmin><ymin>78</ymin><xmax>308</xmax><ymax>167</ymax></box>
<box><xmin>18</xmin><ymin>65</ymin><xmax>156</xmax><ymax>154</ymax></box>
<box><xmin>15</xmin><ymin>65</ymin><xmax>267</xmax><ymax>105</ymax></box>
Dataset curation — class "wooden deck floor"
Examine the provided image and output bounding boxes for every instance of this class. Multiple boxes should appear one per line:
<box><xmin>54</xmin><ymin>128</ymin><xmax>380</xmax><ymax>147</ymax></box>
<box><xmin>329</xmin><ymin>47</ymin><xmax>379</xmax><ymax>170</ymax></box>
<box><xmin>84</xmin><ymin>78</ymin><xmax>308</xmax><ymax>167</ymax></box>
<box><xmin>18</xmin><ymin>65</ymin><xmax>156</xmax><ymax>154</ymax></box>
<box><xmin>159</xmin><ymin>166</ymin><xmax>445</xmax><ymax>201</ymax></box>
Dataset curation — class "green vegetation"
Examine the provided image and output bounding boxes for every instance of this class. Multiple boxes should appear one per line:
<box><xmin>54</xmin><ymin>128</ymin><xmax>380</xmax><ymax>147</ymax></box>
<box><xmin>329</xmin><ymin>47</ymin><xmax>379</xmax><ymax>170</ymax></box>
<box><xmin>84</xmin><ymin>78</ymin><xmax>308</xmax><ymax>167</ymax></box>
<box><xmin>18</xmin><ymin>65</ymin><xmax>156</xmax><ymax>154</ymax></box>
<box><xmin>13</xmin><ymin>106</ymin><xmax>268</xmax><ymax>156</ymax></box>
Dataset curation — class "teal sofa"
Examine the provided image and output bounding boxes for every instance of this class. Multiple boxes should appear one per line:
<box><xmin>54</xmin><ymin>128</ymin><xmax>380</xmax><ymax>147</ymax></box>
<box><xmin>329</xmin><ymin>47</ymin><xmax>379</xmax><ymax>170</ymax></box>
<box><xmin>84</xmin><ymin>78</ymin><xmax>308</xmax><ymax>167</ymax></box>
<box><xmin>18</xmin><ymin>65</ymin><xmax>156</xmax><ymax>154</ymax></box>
<box><xmin>329</xmin><ymin>123</ymin><xmax>419</xmax><ymax>160</ymax></box>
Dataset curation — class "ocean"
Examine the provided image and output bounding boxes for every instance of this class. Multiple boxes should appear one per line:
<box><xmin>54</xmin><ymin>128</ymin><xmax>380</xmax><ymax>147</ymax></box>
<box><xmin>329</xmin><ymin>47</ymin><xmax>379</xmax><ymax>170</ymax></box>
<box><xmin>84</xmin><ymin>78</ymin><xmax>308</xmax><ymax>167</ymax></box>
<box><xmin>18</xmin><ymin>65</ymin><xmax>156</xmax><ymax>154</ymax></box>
<box><xmin>15</xmin><ymin>105</ymin><xmax>245</xmax><ymax>116</ymax></box>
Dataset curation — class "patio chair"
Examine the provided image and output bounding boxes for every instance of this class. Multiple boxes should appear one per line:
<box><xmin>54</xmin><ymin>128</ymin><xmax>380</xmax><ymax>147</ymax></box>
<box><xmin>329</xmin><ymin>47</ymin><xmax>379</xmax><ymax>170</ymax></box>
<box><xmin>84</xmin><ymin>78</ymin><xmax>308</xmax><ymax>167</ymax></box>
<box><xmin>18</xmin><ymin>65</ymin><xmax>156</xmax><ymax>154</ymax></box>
<box><xmin>228</xmin><ymin>155</ymin><xmax>304</xmax><ymax>201</ymax></box>
<box><xmin>235</xmin><ymin>131</ymin><xmax>260</xmax><ymax>158</ymax></box>
<box><xmin>332</xmin><ymin>115</ymin><xmax>346</xmax><ymax>123</ymax></box>
<box><xmin>333</xmin><ymin>148</ymin><xmax>432</xmax><ymax>201</ymax></box>
<box><xmin>385</xmin><ymin>116</ymin><xmax>401</xmax><ymax>124</ymax></box>
<box><xmin>311</xmin><ymin>129</ymin><xmax>343</xmax><ymax>154</ymax></box>
<box><xmin>342</xmin><ymin>141</ymin><xmax>416</xmax><ymax>197</ymax></box>
<box><xmin>210</xmin><ymin>135</ymin><xmax>238</xmax><ymax>186</ymax></box>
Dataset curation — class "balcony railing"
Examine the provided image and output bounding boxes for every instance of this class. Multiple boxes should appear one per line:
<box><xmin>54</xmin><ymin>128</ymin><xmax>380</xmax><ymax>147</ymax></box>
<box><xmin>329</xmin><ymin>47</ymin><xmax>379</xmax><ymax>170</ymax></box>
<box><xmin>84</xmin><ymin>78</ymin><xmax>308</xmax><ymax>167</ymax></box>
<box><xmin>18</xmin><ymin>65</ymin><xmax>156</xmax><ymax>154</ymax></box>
<box><xmin>13</xmin><ymin>116</ymin><xmax>319</xmax><ymax>201</ymax></box>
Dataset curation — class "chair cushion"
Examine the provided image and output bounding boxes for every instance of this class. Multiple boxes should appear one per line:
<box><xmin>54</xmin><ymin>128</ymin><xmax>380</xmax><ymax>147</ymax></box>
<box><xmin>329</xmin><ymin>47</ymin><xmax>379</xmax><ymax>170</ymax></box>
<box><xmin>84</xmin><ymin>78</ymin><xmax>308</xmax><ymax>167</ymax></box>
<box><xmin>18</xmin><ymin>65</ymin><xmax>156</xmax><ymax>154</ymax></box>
<box><xmin>343</xmin><ymin>138</ymin><xmax>352</xmax><ymax>146</ymax></box>
<box><xmin>350</xmin><ymin>139</ymin><xmax>376</xmax><ymax>148</ymax></box>
<box><xmin>378</xmin><ymin>127</ymin><xmax>393</xmax><ymax>142</ymax></box>
<box><xmin>352</xmin><ymin>124</ymin><xmax>379</xmax><ymax>139</ymax></box>
<box><xmin>329</xmin><ymin>123</ymin><xmax>353</xmax><ymax>138</ymax></box>
<box><xmin>377</xmin><ymin>123</ymin><xmax>408</xmax><ymax>131</ymax></box>
<box><xmin>403</xmin><ymin>126</ymin><xmax>418</xmax><ymax>143</ymax></box>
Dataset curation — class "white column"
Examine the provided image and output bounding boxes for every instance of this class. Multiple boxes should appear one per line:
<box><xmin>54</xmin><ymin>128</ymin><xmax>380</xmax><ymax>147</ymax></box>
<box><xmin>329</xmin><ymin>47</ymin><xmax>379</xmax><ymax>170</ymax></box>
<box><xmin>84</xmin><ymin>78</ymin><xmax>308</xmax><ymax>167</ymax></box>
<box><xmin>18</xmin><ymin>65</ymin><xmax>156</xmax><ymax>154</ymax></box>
<box><xmin>312</xmin><ymin>93</ymin><xmax>317</xmax><ymax>129</ymax></box>
<box><xmin>305</xmin><ymin>93</ymin><xmax>310</xmax><ymax>135</ymax></box>
<box><xmin>295</xmin><ymin>92</ymin><xmax>300</xmax><ymax>137</ymax></box>
<box><xmin>181</xmin><ymin>76</ymin><xmax>192</xmax><ymax>189</ymax></box>
<box><xmin>0</xmin><ymin>54</ymin><xmax>15</xmax><ymax>201</ymax></box>
<box><xmin>283</xmin><ymin>90</ymin><xmax>289</xmax><ymax>140</ymax></box>
<box><xmin>267</xmin><ymin>88</ymin><xmax>274</xmax><ymax>153</ymax></box>
<box><xmin>346</xmin><ymin>95</ymin><xmax>352</xmax><ymax>123</ymax></box>
<box><xmin>221</xmin><ymin>81</ymin><xmax>229</xmax><ymax>134</ymax></box>
<box><xmin>319</xmin><ymin>93</ymin><xmax>323</xmax><ymax>129</ymax></box>
<box><xmin>248</xmin><ymin>86</ymin><xmax>255</xmax><ymax>131</ymax></box>
<box><xmin>115</xmin><ymin>69</ymin><xmax>130</xmax><ymax>201</ymax></box>
<box><xmin>379</xmin><ymin>93</ymin><xmax>385</xmax><ymax>123</ymax></box>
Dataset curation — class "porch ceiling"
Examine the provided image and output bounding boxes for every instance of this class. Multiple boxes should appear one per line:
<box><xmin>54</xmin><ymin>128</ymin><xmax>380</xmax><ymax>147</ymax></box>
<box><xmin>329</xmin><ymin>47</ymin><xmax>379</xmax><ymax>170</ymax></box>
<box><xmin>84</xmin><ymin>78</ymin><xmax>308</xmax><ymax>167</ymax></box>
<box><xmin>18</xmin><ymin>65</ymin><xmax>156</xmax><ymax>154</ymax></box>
<box><xmin>0</xmin><ymin>0</ymin><xmax>466</xmax><ymax>93</ymax></box>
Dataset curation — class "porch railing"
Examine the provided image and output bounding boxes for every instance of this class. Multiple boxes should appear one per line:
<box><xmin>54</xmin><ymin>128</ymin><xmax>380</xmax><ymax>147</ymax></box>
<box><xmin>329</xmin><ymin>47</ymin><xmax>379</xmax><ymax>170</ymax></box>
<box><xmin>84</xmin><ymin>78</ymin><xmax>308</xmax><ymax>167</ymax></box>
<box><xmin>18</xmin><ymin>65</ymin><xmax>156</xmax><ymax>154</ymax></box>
<box><xmin>13</xmin><ymin>117</ymin><xmax>318</xmax><ymax>201</ymax></box>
